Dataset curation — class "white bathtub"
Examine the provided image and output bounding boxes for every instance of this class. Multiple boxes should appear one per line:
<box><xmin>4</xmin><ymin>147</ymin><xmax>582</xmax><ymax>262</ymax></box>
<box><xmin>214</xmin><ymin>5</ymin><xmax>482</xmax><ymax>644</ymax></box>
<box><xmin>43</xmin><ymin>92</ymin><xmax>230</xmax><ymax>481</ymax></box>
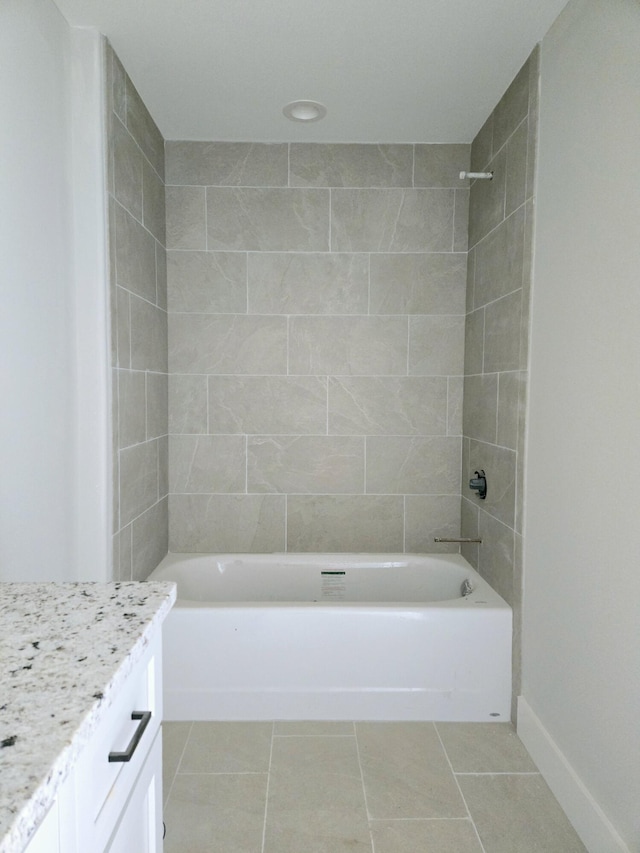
<box><xmin>147</xmin><ymin>552</ymin><xmax>512</xmax><ymax>722</ymax></box>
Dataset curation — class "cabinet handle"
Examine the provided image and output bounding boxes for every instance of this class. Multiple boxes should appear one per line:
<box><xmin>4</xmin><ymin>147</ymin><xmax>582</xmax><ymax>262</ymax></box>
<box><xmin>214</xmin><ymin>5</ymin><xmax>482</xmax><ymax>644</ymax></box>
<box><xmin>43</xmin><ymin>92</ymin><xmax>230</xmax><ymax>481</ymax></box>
<box><xmin>108</xmin><ymin>711</ymin><xmax>151</xmax><ymax>763</ymax></box>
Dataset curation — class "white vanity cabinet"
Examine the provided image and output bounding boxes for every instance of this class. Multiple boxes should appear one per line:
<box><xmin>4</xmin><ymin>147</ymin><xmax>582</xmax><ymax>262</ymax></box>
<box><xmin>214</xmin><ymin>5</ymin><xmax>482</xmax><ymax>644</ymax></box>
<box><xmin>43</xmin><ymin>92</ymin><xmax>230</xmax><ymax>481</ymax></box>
<box><xmin>23</xmin><ymin>635</ymin><xmax>163</xmax><ymax>853</ymax></box>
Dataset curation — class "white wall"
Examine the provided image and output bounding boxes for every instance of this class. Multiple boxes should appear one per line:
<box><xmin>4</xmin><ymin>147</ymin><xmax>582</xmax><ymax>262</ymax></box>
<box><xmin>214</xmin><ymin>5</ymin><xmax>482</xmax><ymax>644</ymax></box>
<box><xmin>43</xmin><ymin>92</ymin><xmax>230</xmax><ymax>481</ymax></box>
<box><xmin>521</xmin><ymin>1</ymin><xmax>640</xmax><ymax>850</ymax></box>
<box><xmin>0</xmin><ymin>0</ymin><xmax>110</xmax><ymax>581</ymax></box>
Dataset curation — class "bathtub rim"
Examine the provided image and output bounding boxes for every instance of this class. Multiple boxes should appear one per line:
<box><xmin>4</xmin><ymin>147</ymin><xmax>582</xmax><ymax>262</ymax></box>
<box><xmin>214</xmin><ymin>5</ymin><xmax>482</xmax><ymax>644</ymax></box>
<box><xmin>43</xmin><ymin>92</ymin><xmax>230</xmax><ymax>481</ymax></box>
<box><xmin>147</xmin><ymin>551</ymin><xmax>509</xmax><ymax>610</ymax></box>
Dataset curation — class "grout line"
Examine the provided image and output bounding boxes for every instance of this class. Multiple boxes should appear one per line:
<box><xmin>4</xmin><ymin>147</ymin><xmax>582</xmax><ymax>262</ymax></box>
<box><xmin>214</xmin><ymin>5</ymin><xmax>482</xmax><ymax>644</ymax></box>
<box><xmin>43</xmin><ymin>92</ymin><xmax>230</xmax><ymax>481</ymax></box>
<box><xmin>205</xmin><ymin>376</ymin><xmax>210</xmax><ymax>434</ymax></box>
<box><xmin>245</xmin><ymin>252</ymin><xmax>250</xmax><ymax>314</ymax></box>
<box><xmin>402</xmin><ymin>494</ymin><xmax>406</xmax><ymax>552</ymax></box>
<box><xmin>468</xmin><ymin>196</ymin><xmax>529</xmax><ymax>253</ymax></box>
<box><xmin>175</xmin><ymin>770</ymin><xmax>269</xmax><ymax>776</ymax></box>
<box><xmin>369</xmin><ymin>816</ymin><xmax>475</xmax><ymax>823</ymax></box>
<box><xmin>272</xmin><ymin>733</ymin><xmax>356</xmax><ymax>738</ymax></box>
<box><xmin>204</xmin><ymin>186</ymin><xmax>208</xmax><ymax>251</ymax></box>
<box><xmin>284</xmin><ymin>493</ymin><xmax>288</xmax><ymax>552</ymax></box>
<box><xmin>325</xmin><ymin>376</ymin><xmax>330</xmax><ymax>436</ymax></box>
<box><xmin>163</xmin><ymin>247</ymin><xmax>468</xmax><ymax>255</ymax></box>
<box><xmin>363</xmin><ymin>435</ymin><xmax>367</xmax><ymax>493</ymax></box>
<box><xmin>164</xmin><ymin>721</ymin><xmax>193</xmax><ymax>807</ymax></box>
<box><xmin>451</xmin><ymin>189</ymin><xmax>456</xmax><ymax>253</ymax></box>
<box><xmin>454</xmin><ymin>771</ymin><xmax>541</xmax><ymax>776</ymax></box>
<box><xmin>260</xmin><ymin>722</ymin><xmax>275</xmax><ymax>852</ymax></box>
<box><xmin>353</xmin><ymin>723</ymin><xmax>375</xmax><ymax>852</ymax></box>
<box><xmin>433</xmin><ymin>725</ymin><xmax>489</xmax><ymax>853</ymax></box>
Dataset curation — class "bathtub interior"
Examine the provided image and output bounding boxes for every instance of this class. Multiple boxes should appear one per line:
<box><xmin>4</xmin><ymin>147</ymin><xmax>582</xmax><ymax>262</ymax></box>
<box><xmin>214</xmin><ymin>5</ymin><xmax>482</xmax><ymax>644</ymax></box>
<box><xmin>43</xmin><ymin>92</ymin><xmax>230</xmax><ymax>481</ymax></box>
<box><xmin>148</xmin><ymin>552</ymin><xmax>499</xmax><ymax>605</ymax></box>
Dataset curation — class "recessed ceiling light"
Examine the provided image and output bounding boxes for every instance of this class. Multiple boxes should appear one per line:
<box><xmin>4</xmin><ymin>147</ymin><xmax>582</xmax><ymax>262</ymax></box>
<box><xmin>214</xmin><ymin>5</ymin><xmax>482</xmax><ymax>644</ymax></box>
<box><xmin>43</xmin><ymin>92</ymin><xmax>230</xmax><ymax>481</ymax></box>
<box><xmin>283</xmin><ymin>100</ymin><xmax>327</xmax><ymax>123</ymax></box>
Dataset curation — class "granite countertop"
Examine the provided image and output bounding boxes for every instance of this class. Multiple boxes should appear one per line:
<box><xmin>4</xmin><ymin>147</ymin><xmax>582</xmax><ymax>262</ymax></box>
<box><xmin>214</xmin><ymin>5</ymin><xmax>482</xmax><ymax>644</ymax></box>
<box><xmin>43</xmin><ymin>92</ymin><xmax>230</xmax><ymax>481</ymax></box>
<box><xmin>0</xmin><ymin>581</ymin><xmax>176</xmax><ymax>853</ymax></box>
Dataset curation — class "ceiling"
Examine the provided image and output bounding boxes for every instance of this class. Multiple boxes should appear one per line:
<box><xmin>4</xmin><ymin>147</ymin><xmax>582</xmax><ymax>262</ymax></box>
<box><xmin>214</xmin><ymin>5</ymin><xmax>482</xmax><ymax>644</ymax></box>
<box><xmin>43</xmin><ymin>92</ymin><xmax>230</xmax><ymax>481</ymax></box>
<box><xmin>52</xmin><ymin>0</ymin><xmax>569</xmax><ymax>143</ymax></box>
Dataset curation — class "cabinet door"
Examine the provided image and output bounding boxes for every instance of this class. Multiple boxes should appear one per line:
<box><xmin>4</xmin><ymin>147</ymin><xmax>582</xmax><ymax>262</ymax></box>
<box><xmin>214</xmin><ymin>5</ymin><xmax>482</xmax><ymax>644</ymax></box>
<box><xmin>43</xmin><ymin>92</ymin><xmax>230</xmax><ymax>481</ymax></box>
<box><xmin>105</xmin><ymin>729</ymin><xmax>163</xmax><ymax>853</ymax></box>
<box><xmin>23</xmin><ymin>803</ymin><xmax>59</xmax><ymax>853</ymax></box>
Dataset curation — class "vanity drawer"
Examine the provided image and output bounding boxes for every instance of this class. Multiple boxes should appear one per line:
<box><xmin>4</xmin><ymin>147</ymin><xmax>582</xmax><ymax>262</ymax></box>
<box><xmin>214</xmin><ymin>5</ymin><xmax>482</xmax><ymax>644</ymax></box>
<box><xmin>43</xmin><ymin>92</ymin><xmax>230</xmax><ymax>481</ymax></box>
<box><xmin>74</xmin><ymin>634</ymin><xmax>162</xmax><ymax>851</ymax></box>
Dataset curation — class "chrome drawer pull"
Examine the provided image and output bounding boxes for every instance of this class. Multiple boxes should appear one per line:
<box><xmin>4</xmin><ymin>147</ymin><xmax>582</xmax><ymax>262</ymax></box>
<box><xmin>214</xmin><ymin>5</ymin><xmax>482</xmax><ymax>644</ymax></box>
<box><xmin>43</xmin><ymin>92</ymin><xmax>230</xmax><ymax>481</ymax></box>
<box><xmin>108</xmin><ymin>711</ymin><xmax>151</xmax><ymax>763</ymax></box>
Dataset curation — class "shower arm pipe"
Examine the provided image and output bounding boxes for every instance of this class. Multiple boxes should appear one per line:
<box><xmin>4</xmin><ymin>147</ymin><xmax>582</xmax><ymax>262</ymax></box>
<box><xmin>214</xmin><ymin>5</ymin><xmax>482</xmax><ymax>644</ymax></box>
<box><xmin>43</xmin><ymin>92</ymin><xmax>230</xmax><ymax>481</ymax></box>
<box><xmin>433</xmin><ymin>537</ymin><xmax>482</xmax><ymax>544</ymax></box>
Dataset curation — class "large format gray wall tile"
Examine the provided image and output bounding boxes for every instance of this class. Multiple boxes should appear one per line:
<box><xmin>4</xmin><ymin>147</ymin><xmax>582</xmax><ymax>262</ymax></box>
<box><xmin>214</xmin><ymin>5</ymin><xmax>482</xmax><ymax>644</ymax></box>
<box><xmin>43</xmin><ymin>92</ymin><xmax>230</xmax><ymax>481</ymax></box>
<box><xmin>166</xmin><ymin>186</ymin><xmax>206</xmax><ymax>251</ymax></box>
<box><xmin>290</xmin><ymin>143</ymin><xmax>413</xmax><ymax>187</ymax></box>
<box><xmin>169</xmin><ymin>494</ymin><xmax>286</xmax><ymax>552</ymax></box>
<box><xmin>130</xmin><ymin>296</ymin><xmax>168</xmax><ymax>372</ymax></box>
<box><xmin>146</xmin><ymin>372</ymin><xmax>168</xmax><ymax>439</ymax></box>
<box><xmin>117</xmin><ymin>370</ymin><xmax>146</xmax><ymax>448</ymax></box>
<box><xmin>331</xmin><ymin>188</ymin><xmax>454</xmax><ymax>252</ymax></box>
<box><xmin>473</xmin><ymin>205</ymin><xmax>525</xmax><ymax>308</ymax></box>
<box><xmin>287</xmin><ymin>495</ymin><xmax>404</xmax><ymax>552</ymax></box>
<box><xmin>169</xmin><ymin>374</ymin><xmax>208</xmax><ymax>434</ymax></box>
<box><xmin>483</xmin><ymin>290</ymin><xmax>523</xmax><ymax>373</ymax></box>
<box><xmin>131</xmin><ymin>498</ymin><xmax>168</xmax><ymax>582</ymax></box>
<box><xmin>408</xmin><ymin>316</ymin><xmax>465</xmax><ymax>375</ymax></box>
<box><xmin>208</xmin><ymin>376</ymin><xmax>327</xmax><ymax>435</ymax></box>
<box><xmin>369</xmin><ymin>254</ymin><xmax>466</xmax><ymax>315</ymax></box>
<box><xmin>207</xmin><ymin>188</ymin><xmax>330</xmax><ymax>251</ymax></box>
<box><xmin>115</xmin><ymin>205</ymin><xmax>157</xmax><ymax>302</ymax></box>
<box><xmin>170</xmin><ymin>435</ymin><xmax>246</xmax><ymax>493</ymax></box>
<box><xmin>248</xmin><ymin>253</ymin><xmax>368</xmax><ymax>315</ymax></box>
<box><xmin>414</xmin><ymin>144</ymin><xmax>470</xmax><ymax>187</ymax></box>
<box><xmin>366</xmin><ymin>436</ymin><xmax>461</xmax><ymax>495</ymax></box>
<box><xmin>166</xmin><ymin>141</ymin><xmax>288</xmax><ymax>186</ymax></box>
<box><xmin>169</xmin><ymin>314</ymin><xmax>287</xmax><ymax>374</ymax></box>
<box><xmin>493</xmin><ymin>60</ymin><xmax>531</xmax><ymax>155</ymax></box>
<box><xmin>125</xmin><ymin>75</ymin><xmax>164</xmax><ymax>180</ymax></box>
<box><xmin>289</xmin><ymin>316</ymin><xmax>408</xmax><ymax>376</ymax></box>
<box><xmin>463</xmin><ymin>49</ymin><xmax>539</xmax><ymax>714</ymax></box>
<box><xmin>143</xmin><ymin>159</ymin><xmax>166</xmax><ymax>244</ymax></box>
<box><xmin>405</xmin><ymin>496</ymin><xmax>461</xmax><ymax>553</ymax></box>
<box><xmin>468</xmin><ymin>148</ymin><xmax>507</xmax><ymax>248</ymax></box>
<box><xmin>107</xmin><ymin>43</ymin><xmax>168</xmax><ymax>580</ymax></box>
<box><xmin>166</xmin><ymin>140</ymin><xmax>469</xmax><ymax>554</ymax></box>
<box><xmin>167</xmin><ymin>251</ymin><xmax>247</xmax><ymax>314</ymax></box>
<box><xmin>329</xmin><ymin>377</ymin><xmax>448</xmax><ymax>436</ymax></box>
<box><xmin>112</xmin><ymin>117</ymin><xmax>143</xmax><ymax>221</ymax></box>
<box><xmin>248</xmin><ymin>436</ymin><xmax>364</xmax><ymax>494</ymax></box>
<box><xmin>119</xmin><ymin>440</ymin><xmax>159</xmax><ymax>527</ymax></box>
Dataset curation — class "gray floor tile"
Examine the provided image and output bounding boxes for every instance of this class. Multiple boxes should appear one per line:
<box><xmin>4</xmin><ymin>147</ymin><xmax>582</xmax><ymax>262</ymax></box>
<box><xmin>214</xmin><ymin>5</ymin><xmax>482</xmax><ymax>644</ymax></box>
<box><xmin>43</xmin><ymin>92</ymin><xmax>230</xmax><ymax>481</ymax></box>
<box><xmin>356</xmin><ymin>722</ymin><xmax>467</xmax><ymax>819</ymax></box>
<box><xmin>274</xmin><ymin>720</ymin><xmax>355</xmax><ymax>736</ymax></box>
<box><xmin>370</xmin><ymin>819</ymin><xmax>483</xmax><ymax>852</ymax></box>
<box><xmin>265</xmin><ymin>735</ymin><xmax>371</xmax><ymax>853</ymax></box>
<box><xmin>436</xmin><ymin>722</ymin><xmax>538</xmax><ymax>773</ymax></box>
<box><xmin>179</xmin><ymin>721</ymin><xmax>273</xmax><ymax>773</ymax></box>
<box><xmin>164</xmin><ymin>772</ymin><xmax>268</xmax><ymax>853</ymax></box>
<box><xmin>162</xmin><ymin>721</ymin><xmax>191</xmax><ymax>803</ymax></box>
<box><xmin>458</xmin><ymin>773</ymin><xmax>587</xmax><ymax>853</ymax></box>
<box><xmin>264</xmin><ymin>816</ymin><xmax>372</xmax><ymax>853</ymax></box>
<box><xmin>160</xmin><ymin>721</ymin><xmax>587</xmax><ymax>852</ymax></box>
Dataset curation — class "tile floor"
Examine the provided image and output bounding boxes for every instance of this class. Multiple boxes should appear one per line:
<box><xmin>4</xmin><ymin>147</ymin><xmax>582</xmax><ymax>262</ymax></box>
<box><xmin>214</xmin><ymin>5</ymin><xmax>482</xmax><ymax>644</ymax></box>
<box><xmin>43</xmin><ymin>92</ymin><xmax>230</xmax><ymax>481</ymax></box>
<box><xmin>162</xmin><ymin>721</ymin><xmax>587</xmax><ymax>852</ymax></box>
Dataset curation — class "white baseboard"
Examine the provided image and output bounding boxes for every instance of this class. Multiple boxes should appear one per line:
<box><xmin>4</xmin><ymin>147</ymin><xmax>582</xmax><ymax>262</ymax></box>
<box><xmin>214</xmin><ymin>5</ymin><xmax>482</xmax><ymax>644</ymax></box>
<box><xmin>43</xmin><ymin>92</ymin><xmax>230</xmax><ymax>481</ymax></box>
<box><xmin>517</xmin><ymin>697</ymin><xmax>631</xmax><ymax>853</ymax></box>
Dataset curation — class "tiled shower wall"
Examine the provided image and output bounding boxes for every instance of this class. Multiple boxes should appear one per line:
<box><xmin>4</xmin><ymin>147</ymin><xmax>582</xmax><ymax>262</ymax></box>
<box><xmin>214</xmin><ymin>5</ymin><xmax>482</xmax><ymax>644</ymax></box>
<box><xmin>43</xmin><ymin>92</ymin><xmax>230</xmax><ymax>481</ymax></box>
<box><xmin>460</xmin><ymin>49</ymin><xmax>539</xmax><ymax>710</ymax></box>
<box><xmin>106</xmin><ymin>44</ymin><xmax>169</xmax><ymax>580</ymax></box>
<box><xmin>165</xmin><ymin>143</ymin><xmax>471</xmax><ymax>552</ymax></box>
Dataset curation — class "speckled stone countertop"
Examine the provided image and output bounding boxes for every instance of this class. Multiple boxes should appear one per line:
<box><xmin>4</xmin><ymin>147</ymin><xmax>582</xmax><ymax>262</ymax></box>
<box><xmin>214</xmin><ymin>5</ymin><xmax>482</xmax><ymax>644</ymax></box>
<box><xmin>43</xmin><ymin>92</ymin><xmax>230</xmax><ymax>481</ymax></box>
<box><xmin>0</xmin><ymin>582</ymin><xmax>176</xmax><ymax>853</ymax></box>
